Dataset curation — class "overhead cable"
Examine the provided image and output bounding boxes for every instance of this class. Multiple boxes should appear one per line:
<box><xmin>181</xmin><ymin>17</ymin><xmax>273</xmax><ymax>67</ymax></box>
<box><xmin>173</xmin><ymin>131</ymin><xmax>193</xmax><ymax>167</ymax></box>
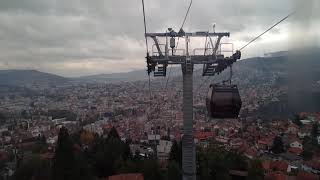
<box><xmin>239</xmin><ymin>12</ymin><xmax>294</xmax><ymax>51</ymax></box>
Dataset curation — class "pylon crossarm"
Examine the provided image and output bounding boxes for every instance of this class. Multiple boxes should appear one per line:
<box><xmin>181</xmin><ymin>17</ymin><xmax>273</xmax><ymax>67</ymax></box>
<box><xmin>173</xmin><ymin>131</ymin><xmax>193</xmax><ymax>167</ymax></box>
<box><xmin>145</xmin><ymin>31</ymin><xmax>230</xmax><ymax>38</ymax></box>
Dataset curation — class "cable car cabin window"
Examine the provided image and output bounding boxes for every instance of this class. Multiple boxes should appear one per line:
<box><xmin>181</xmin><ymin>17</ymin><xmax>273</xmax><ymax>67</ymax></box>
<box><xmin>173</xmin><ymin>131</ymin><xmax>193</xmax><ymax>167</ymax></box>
<box><xmin>206</xmin><ymin>84</ymin><xmax>242</xmax><ymax>119</ymax></box>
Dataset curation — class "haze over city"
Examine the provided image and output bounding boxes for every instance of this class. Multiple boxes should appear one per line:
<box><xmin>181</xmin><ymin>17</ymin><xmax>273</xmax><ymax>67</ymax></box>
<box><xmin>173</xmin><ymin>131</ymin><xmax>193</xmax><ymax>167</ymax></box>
<box><xmin>0</xmin><ymin>1</ymin><xmax>320</xmax><ymax>180</ymax></box>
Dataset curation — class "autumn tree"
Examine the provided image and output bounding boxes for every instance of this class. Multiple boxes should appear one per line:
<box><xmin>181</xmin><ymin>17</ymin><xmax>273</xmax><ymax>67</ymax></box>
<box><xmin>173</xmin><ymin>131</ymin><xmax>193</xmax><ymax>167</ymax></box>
<box><xmin>80</xmin><ymin>130</ymin><xmax>94</xmax><ymax>145</ymax></box>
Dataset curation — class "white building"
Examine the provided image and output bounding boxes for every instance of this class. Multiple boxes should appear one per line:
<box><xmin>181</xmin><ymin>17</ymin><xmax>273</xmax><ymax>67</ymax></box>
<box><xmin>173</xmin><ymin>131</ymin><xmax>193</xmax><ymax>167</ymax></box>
<box><xmin>46</xmin><ymin>136</ymin><xmax>58</xmax><ymax>144</ymax></box>
<box><xmin>290</xmin><ymin>140</ymin><xmax>303</xmax><ymax>150</ymax></box>
<box><xmin>83</xmin><ymin>124</ymin><xmax>103</xmax><ymax>136</ymax></box>
<box><xmin>298</xmin><ymin>131</ymin><xmax>311</xmax><ymax>139</ymax></box>
<box><xmin>0</xmin><ymin>128</ymin><xmax>8</xmax><ymax>134</ymax></box>
<box><xmin>157</xmin><ymin>140</ymin><xmax>172</xmax><ymax>160</ymax></box>
<box><xmin>148</xmin><ymin>134</ymin><xmax>160</xmax><ymax>142</ymax></box>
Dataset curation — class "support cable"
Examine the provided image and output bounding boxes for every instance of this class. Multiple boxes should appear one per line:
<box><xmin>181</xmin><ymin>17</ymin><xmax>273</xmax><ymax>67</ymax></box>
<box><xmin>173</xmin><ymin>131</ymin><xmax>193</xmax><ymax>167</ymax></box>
<box><xmin>140</xmin><ymin>0</ymin><xmax>151</xmax><ymax>100</ymax></box>
<box><xmin>195</xmin><ymin>76</ymin><xmax>210</xmax><ymax>94</ymax></box>
<box><xmin>194</xmin><ymin>12</ymin><xmax>294</xmax><ymax>94</ymax></box>
<box><xmin>141</xmin><ymin>0</ymin><xmax>153</xmax><ymax>133</ymax></box>
<box><xmin>175</xmin><ymin>0</ymin><xmax>193</xmax><ymax>50</ymax></box>
<box><xmin>164</xmin><ymin>66</ymin><xmax>172</xmax><ymax>90</ymax></box>
<box><xmin>165</xmin><ymin>0</ymin><xmax>193</xmax><ymax>91</ymax></box>
<box><xmin>180</xmin><ymin>0</ymin><xmax>193</xmax><ymax>31</ymax></box>
<box><xmin>141</xmin><ymin>0</ymin><xmax>149</xmax><ymax>53</ymax></box>
<box><xmin>239</xmin><ymin>12</ymin><xmax>294</xmax><ymax>51</ymax></box>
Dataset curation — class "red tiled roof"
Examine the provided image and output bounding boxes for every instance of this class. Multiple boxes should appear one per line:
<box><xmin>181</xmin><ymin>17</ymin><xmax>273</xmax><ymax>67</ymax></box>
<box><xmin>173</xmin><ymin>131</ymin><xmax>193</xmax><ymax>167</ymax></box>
<box><xmin>108</xmin><ymin>173</ymin><xmax>144</xmax><ymax>180</ymax></box>
<box><xmin>313</xmin><ymin>155</ymin><xmax>320</xmax><ymax>161</ymax></box>
<box><xmin>244</xmin><ymin>147</ymin><xmax>258</xmax><ymax>158</ymax></box>
<box><xmin>0</xmin><ymin>152</ymin><xmax>9</xmax><ymax>162</ymax></box>
<box><xmin>288</xmin><ymin>147</ymin><xmax>303</xmax><ymax>155</ymax></box>
<box><xmin>288</xmin><ymin>136</ymin><xmax>302</xmax><ymax>144</ymax></box>
<box><xmin>297</xmin><ymin>171</ymin><xmax>319</xmax><ymax>180</ymax></box>
<box><xmin>215</xmin><ymin>136</ymin><xmax>229</xmax><ymax>144</ymax></box>
<box><xmin>270</xmin><ymin>161</ymin><xmax>288</xmax><ymax>172</ymax></box>
<box><xmin>229</xmin><ymin>170</ymin><xmax>248</xmax><ymax>177</ymax></box>
<box><xmin>16</xmin><ymin>142</ymin><xmax>36</xmax><ymax>150</ymax></box>
<box><xmin>288</xmin><ymin>123</ymin><xmax>299</xmax><ymax>129</ymax></box>
<box><xmin>304</xmin><ymin>161</ymin><xmax>320</xmax><ymax>170</ymax></box>
<box><xmin>258</xmin><ymin>138</ymin><xmax>273</xmax><ymax>145</ymax></box>
<box><xmin>73</xmin><ymin>144</ymin><xmax>81</xmax><ymax>151</ymax></box>
<box><xmin>40</xmin><ymin>153</ymin><xmax>54</xmax><ymax>160</ymax></box>
<box><xmin>262</xmin><ymin>160</ymin><xmax>271</xmax><ymax>171</ymax></box>
<box><xmin>258</xmin><ymin>140</ymin><xmax>268</xmax><ymax>145</ymax></box>
<box><xmin>265</xmin><ymin>171</ymin><xmax>288</xmax><ymax>180</ymax></box>
<box><xmin>195</xmin><ymin>131</ymin><xmax>214</xmax><ymax>141</ymax></box>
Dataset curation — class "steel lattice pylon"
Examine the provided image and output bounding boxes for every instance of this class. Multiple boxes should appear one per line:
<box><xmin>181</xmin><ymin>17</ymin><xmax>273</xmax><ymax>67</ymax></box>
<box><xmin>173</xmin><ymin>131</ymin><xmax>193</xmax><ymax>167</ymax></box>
<box><xmin>145</xmin><ymin>28</ymin><xmax>240</xmax><ymax>180</ymax></box>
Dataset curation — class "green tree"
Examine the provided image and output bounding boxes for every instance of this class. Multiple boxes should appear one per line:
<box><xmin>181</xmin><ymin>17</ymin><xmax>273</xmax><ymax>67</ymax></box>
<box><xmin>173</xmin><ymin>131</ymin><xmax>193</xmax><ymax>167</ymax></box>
<box><xmin>271</xmin><ymin>136</ymin><xmax>284</xmax><ymax>154</ymax></box>
<box><xmin>247</xmin><ymin>159</ymin><xmax>264</xmax><ymax>180</ymax></box>
<box><xmin>227</xmin><ymin>151</ymin><xmax>247</xmax><ymax>171</ymax></box>
<box><xmin>21</xmin><ymin>110</ymin><xmax>29</xmax><ymax>119</ymax></box>
<box><xmin>90</xmin><ymin>127</ymin><xmax>128</xmax><ymax>178</ymax></box>
<box><xmin>0</xmin><ymin>112</ymin><xmax>6</xmax><ymax>125</ymax></box>
<box><xmin>52</xmin><ymin>127</ymin><xmax>76</xmax><ymax>180</ymax></box>
<box><xmin>90</xmin><ymin>137</ymin><xmax>112</xmax><ymax>177</ymax></box>
<box><xmin>312</xmin><ymin>123</ymin><xmax>319</xmax><ymax>138</ymax></box>
<box><xmin>302</xmin><ymin>149</ymin><xmax>313</xmax><ymax>161</ymax></box>
<box><xmin>108</xmin><ymin>127</ymin><xmax>120</xmax><ymax>140</ymax></box>
<box><xmin>197</xmin><ymin>146</ymin><xmax>210</xmax><ymax>180</ymax></box>
<box><xmin>143</xmin><ymin>159</ymin><xmax>162</xmax><ymax>180</ymax></box>
<box><xmin>74</xmin><ymin>151</ymin><xmax>95</xmax><ymax>180</ymax></box>
<box><xmin>196</xmin><ymin>145</ymin><xmax>248</xmax><ymax>180</ymax></box>
<box><xmin>169</xmin><ymin>140</ymin><xmax>182</xmax><ymax>166</ymax></box>
<box><xmin>52</xmin><ymin>128</ymin><xmax>93</xmax><ymax>180</ymax></box>
<box><xmin>32</xmin><ymin>135</ymin><xmax>47</xmax><ymax>154</ymax></box>
<box><xmin>123</xmin><ymin>141</ymin><xmax>132</xmax><ymax>161</ymax></box>
<box><xmin>207</xmin><ymin>146</ymin><xmax>231</xmax><ymax>180</ymax></box>
<box><xmin>292</xmin><ymin>114</ymin><xmax>303</xmax><ymax>127</ymax></box>
<box><xmin>303</xmin><ymin>136</ymin><xmax>320</xmax><ymax>153</ymax></box>
<box><xmin>117</xmin><ymin>159</ymin><xmax>141</xmax><ymax>174</ymax></box>
<box><xmin>0</xmin><ymin>112</ymin><xmax>6</xmax><ymax>120</ymax></box>
<box><xmin>13</xmin><ymin>155</ymin><xmax>51</xmax><ymax>180</ymax></box>
<box><xmin>167</xmin><ymin>161</ymin><xmax>181</xmax><ymax>180</ymax></box>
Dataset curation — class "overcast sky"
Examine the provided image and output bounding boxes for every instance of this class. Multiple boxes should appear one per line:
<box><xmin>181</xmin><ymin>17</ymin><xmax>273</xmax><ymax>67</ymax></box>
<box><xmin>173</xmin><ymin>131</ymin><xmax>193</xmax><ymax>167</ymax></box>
<box><xmin>0</xmin><ymin>0</ymin><xmax>319</xmax><ymax>77</ymax></box>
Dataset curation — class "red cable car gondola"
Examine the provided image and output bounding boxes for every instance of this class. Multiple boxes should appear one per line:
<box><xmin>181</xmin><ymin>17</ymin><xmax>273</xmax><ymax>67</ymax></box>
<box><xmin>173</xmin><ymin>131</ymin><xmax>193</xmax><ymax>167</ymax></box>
<box><xmin>206</xmin><ymin>84</ymin><xmax>242</xmax><ymax>119</ymax></box>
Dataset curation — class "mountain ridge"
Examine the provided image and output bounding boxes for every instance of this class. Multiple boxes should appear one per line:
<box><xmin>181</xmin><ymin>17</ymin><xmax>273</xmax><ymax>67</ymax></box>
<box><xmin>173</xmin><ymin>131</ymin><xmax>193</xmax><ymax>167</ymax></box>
<box><xmin>1</xmin><ymin>50</ymin><xmax>319</xmax><ymax>87</ymax></box>
<box><xmin>0</xmin><ymin>69</ymin><xmax>69</xmax><ymax>87</ymax></box>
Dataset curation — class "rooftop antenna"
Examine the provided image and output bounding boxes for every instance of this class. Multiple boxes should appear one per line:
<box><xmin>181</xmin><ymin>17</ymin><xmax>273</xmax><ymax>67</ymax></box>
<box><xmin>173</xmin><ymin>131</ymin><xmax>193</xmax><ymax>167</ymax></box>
<box><xmin>212</xmin><ymin>23</ymin><xmax>216</xmax><ymax>33</ymax></box>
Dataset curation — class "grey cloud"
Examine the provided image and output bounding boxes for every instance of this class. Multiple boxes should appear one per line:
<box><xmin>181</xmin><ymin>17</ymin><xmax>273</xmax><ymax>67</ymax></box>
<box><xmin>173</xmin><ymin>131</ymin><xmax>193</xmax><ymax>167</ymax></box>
<box><xmin>0</xmin><ymin>0</ymin><xmax>317</xmax><ymax>76</ymax></box>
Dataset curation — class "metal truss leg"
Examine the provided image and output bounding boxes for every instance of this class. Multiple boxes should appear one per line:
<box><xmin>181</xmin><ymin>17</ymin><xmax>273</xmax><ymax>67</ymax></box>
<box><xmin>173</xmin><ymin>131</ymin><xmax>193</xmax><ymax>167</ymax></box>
<box><xmin>182</xmin><ymin>63</ymin><xmax>196</xmax><ymax>180</ymax></box>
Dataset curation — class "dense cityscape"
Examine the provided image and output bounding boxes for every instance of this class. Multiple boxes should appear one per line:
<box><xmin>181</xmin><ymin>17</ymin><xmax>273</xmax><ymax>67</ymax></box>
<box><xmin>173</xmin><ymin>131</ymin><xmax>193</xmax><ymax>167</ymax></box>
<box><xmin>0</xmin><ymin>0</ymin><xmax>319</xmax><ymax>180</ymax></box>
<box><xmin>0</xmin><ymin>55</ymin><xmax>319</xmax><ymax>179</ymax></box>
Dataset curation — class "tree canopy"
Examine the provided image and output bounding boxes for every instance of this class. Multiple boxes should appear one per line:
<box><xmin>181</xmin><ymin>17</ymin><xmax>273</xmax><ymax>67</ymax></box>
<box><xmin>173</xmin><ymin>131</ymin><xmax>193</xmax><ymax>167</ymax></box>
<box><xmin>12</xmin><ymin>127</ymin><xmax>257</xmax><ymax>180</ymax></box>
<box><xmin>271</xmin><ymin>136</ymin><xmax>284</xmax><ymax>154</ymax></box>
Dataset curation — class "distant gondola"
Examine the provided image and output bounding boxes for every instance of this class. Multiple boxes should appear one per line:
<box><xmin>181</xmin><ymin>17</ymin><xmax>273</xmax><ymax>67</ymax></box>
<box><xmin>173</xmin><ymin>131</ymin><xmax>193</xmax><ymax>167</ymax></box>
<box><xmin>206</xmin><ymin>84</ymin><xmax>242</xmax><ymax>119</ymax></box>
